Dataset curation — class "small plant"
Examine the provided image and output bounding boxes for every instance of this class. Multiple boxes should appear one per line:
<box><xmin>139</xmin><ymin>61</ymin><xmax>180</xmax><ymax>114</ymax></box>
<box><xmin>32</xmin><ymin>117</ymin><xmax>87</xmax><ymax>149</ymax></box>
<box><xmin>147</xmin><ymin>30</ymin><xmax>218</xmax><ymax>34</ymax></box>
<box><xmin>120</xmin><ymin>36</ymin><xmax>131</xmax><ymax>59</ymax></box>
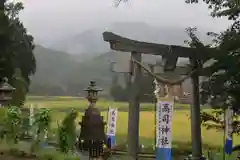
<box><xmin>31</xmin><ymin>108</ymin><xmax>51</xmax><ymax>151</ymax></box>
<box><xmin>57</xmin><ymin>109</ymin><xmax>78</xmax><ymax>153</ymax></box>
<box><xmin>4</xmin><ymin>106</ymin><xmax>22</xmax><ymax>144</ymax></box>
<box><xmin>0</xmin><ymin>108</ymin><xmax>7</xmax><ymax>141</ymax></box>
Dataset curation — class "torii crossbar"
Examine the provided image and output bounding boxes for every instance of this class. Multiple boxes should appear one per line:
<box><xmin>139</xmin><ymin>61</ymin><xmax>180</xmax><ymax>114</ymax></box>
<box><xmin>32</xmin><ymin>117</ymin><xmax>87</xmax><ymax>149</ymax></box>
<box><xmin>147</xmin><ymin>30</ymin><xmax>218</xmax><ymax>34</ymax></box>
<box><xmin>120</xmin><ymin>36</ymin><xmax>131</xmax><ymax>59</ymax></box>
<box><xmin>102</xmin><ymin>31</ymin><xmax>218</xmax><ymax>160</ymax></box>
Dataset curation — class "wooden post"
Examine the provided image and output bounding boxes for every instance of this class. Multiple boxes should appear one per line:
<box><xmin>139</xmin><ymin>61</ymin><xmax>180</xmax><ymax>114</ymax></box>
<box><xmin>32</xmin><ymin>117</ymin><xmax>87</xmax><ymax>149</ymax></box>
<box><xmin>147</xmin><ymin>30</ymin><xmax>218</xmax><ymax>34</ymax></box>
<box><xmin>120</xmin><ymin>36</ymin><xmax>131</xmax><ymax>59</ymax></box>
<box><xmin>179</xmin><ymin>83</ymin><xmax>183</xmax><ymax>97</ymax></box>
<box><xmin>127</xmin><ymin>51</ymin><xmax>142</xmax><ymax>159</ymax></box>
<box><xmin>149</xmin><ymin>65</ymin><xmax>157</xmax><ymax>151</ymax></box>
<box><xmin>190</xmin><ymin>59</ymin><xmax>203</xmax><ymax>160</ymax></box>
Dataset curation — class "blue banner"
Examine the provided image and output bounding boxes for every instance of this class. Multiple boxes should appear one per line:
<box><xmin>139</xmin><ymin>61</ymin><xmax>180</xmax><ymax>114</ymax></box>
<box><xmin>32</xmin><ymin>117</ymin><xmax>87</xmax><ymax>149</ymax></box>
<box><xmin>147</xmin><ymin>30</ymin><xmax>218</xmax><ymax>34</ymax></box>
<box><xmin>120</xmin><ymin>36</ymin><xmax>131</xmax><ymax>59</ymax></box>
<box><xmin>224</xmin><ymin>137</ymin><xmax>233</xmax><ymax>154</ymax></box>
<box><xmin>107</xmin><ymin>135</ymin><xmax>115</xmax><ymax>148</ymax></box>
<box><xmin>156</xmin><ymin>148</ymin><xmax>171</xmax><ymax>160</ymax></box>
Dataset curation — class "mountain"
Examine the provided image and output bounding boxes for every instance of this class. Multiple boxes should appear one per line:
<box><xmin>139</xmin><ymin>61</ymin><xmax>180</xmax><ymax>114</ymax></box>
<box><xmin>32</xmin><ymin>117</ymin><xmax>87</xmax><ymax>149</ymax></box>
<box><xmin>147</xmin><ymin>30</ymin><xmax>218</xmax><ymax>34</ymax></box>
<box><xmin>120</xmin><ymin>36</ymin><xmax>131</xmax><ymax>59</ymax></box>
<box><xmin>31</xmin><ymin>22</ymin><xmax>211</xmax><ymax>96</ymax></box>
<box><xmin>29</xmin><ymin>45</ymin><xmax>127</xmax><ymax>95</ymax></box>
<box><xmin>50</xmin><ymin>28</ymin><xmax>110</xmax><ymax>55</ymax></box>
<box><xmin>65</xmin><ymin>51</ymin><xmax>129</xmax><ymax>89</ymax></box>
<box><xmin>49</xmin><ymin>22</ymin><xmax>211</xmax><ymax>55</ymax></box>
<box><xmin>29</xmin><ymin>45</ymin><xmax>195</xmax><ymax>97</ymax></box>
<box><xmin>30</xmin><ymin>45</ymin><xmax>164</xmax><ymax>96</ymax></box>
<box><xmin>30</xmin><ymin>45</ymin><xmax>78</xmax><ymax>87</ymax></box>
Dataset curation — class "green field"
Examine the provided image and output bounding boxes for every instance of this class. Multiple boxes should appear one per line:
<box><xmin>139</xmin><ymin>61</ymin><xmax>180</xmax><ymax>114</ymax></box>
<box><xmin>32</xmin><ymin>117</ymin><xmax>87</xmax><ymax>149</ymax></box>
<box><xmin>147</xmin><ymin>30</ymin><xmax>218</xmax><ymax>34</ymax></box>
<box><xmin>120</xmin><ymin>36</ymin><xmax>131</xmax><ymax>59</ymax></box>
<box><xmin>25</xmin><ymin>96</ymin><xmax>189</xmax><ymax>110</ymax></box>
<box><xmin>25</xmin><ymin>96</ymin><xmax>240</xmax><ymax>157</ymax></box>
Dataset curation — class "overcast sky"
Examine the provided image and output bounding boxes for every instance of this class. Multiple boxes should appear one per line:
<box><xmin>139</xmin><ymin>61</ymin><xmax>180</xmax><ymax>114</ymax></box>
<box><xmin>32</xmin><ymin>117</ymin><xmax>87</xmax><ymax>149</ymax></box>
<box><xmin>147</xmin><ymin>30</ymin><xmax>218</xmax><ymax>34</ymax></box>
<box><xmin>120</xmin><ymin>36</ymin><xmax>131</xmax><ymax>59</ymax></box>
<box><xmin>19</xmin><ymin>0</ymin><xmax>231</xmax><ymax>43</ymax></box>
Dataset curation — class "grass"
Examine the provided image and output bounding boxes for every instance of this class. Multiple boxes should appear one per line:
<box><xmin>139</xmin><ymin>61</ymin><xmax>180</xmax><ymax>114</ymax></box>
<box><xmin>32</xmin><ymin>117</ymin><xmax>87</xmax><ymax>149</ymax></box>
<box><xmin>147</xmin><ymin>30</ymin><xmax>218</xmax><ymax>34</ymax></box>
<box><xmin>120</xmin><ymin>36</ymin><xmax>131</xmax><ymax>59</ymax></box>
<box><xmin>47</xmin><ymin>110</ymin><xmax>240</xmax><ymax>159</ymax></box>
<box><xmin>25</xmin><ymin>96</ymin><xmax>240</xmax><ymax>146</ymax></box>
<box><xmin>25</xmin><ymin>96</ymin><xmax>189</xmax><ymax>110</ymax></box>
<box><xmin>22</xmin><ymin>96</ymin><xmax>240</xmax><ymax>159</ymax></box>
<box><xmin>49</xmin><ymin>110</ymin><xmax>240</xmax><ymax>148</ymax></box>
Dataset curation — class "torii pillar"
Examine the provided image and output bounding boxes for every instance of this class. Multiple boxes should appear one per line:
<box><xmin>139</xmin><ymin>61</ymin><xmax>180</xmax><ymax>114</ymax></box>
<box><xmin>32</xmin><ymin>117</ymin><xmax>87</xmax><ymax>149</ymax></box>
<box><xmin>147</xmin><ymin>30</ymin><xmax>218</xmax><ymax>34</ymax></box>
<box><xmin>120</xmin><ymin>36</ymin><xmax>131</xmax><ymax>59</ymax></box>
<box><xmin>128</xmin><ymin>51</ymin><xmax>142</xmax><ymax>159</ymax></box>
<box><xmin>190</xmin><ymin>59</ymin><xmax>202</xmax><ymax>159</ymax></box>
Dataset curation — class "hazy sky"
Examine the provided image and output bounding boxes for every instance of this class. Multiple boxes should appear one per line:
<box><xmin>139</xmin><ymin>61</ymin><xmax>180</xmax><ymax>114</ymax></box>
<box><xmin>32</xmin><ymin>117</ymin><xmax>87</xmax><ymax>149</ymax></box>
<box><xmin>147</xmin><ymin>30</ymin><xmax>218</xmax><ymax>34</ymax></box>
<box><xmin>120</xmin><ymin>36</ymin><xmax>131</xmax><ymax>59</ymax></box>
<box><xmin>19</xmin><ymin>0</ymin><xmax>231</xmax><ymax>43</ymax></box>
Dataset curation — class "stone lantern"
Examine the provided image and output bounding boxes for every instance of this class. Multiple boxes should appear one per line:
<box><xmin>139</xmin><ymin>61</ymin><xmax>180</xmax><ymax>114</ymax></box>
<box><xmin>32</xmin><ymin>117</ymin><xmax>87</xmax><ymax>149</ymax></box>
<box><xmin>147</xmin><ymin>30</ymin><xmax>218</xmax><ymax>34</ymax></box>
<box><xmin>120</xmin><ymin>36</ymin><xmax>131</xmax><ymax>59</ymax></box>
<box><xmin>84</xmin><ymin>81</ymin><xmax>103</xmax><ymax>105</ymax></box>
<box><xmin>78</xmin><ymin>81</ymin><xmax>107</xmax><ymax>158</ymax></box>
<box><xmin>0</xmin><ymin>77</ymin><xmax>15</xmax><ymax>106</ymax></box>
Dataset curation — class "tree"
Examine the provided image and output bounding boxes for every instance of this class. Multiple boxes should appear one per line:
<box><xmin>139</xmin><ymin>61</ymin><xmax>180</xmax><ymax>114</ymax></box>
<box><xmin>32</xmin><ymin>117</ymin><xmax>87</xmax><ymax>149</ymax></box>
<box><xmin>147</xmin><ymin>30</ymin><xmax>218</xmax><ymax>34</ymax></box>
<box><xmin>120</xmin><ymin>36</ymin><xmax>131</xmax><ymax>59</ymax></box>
<box><xmin>11</xmin><ymin>68</ymin><xmax>28</xmax><ymax>106</ymax></box>
<box><xmin>0</xmin><ymin>1</ymin><xmax>36</xmax><ymax>105</ymax></box>
<box><xmin>5</xmin><ymin>1</ymin><xmax>36</xmax><ymax>85</ymax></box>
<box><xmin>199</xmin><ymin>22</ymin><xmax>240</xmax><ymax>133</ymax></box>
<box><xmin>186</xmin><ymin>0</ymin><xmax>240</xmax><ymax>20</ymax></box>
<box><xmin>117</xmin><ymin>0</ymin><xmax>240</xmax><ymax>20</ymax></box>
<box><xmin>0</xmin><ymin>0</ymin><xmax>13</xmax><ymax>81</ymax></box>
<box><xmin>185</xmin><ymin>0</ymin><xmax>240</xmax><ymax>133</ymax></box>
<box><xmin>58</xmin><ymin>110</ymin><xmax>78</xmax><ymax>153</ymax></box>
<box><xmin>110</xmin><ymin>84</ymin><xmax>126</xmax><ymax>101</ymax></box>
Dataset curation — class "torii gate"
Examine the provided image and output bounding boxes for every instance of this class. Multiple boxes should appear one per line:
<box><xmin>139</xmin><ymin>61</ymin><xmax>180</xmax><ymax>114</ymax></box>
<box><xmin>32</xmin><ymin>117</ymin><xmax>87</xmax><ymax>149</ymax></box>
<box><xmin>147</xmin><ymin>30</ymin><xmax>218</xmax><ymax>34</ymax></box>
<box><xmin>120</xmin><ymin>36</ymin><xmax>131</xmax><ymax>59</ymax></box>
<box><xmin>102</xmin><ymin>31</ymin><xmax>218</xmax><ymax>160</ymax></box>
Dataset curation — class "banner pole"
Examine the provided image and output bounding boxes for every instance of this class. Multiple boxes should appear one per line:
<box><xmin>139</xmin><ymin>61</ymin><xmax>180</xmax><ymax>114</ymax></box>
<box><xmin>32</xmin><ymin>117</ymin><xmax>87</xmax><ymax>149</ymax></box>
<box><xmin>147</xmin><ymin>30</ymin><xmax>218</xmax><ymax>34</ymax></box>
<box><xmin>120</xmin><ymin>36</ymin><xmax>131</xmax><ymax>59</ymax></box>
<box><xmin>106</xmin><ymin>106</ymin><xmax>110</xmax><ymax>147</ymax></box>
<box><xmin>223</xmin><ymin>109</ymin><xmax>226</xmax><ymax>160</ymax></box>
<box><xmin>224</xmin><ymin>105</ymin><xmax>234</xmax><ymax>159</ymax></box>
<box><xmin>106</xmin><ymin>107</ymin><xmax>109</xmax><ymax>133</ymax></box>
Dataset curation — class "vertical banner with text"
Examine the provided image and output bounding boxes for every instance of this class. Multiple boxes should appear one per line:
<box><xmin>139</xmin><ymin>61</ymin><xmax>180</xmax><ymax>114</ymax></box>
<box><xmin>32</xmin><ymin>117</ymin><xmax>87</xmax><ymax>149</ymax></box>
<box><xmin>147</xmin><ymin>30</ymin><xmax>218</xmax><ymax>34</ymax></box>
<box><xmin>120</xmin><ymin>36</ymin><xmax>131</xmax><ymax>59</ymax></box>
<box><xmin>224</xmin><ymin>107</ymin><xmax>233</xmax><ymax>154</ymax></box>
<box><xmin>156</xmin><ymin>99</ymin><xmax>174</xmax><ymax>160</ymax></box>
<box><xmin>107</xmin><ymin>107</ymin><xmax>118</xmax><ymax>148</ymax></box>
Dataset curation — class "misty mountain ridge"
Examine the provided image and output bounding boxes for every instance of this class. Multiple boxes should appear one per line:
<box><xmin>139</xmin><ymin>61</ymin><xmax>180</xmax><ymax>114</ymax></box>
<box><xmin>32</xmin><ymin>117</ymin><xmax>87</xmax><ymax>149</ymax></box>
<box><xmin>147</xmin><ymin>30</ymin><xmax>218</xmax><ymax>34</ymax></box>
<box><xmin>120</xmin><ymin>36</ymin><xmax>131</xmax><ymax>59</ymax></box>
<box><xmin>30</xmin><ymin>22</ymin><xmax>214</xmax><ymax>96</ymax></box>
<box><xmin>49</xmin><ymin>22</ymin><xmax>211</xmax><ymax>55</ymax></box>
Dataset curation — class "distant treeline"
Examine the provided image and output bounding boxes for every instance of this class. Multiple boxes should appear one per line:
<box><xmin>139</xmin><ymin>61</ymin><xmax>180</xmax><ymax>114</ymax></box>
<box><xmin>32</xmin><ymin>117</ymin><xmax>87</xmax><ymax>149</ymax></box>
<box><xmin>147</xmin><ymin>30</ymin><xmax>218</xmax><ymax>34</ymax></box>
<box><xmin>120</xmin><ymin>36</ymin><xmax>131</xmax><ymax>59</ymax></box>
<box><xmin>29</xmin><ymin>83</ymin><xmax>111</xmax><ymax>99</ymax></box>
<box><xmin>28</xmin><ymin>74</ymin><xmax>155</xmax><ymax>102</ymax></box>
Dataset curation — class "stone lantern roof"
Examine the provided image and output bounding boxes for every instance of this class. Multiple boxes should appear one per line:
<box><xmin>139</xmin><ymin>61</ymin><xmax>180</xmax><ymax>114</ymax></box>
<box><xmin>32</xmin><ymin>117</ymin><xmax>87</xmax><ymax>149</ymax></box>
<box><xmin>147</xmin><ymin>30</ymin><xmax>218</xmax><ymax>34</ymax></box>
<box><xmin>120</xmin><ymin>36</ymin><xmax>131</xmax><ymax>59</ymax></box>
<box><xmin>0</xmin><ymin>78</ymin><xmax>15</xmax><ymax>105</ymax></box>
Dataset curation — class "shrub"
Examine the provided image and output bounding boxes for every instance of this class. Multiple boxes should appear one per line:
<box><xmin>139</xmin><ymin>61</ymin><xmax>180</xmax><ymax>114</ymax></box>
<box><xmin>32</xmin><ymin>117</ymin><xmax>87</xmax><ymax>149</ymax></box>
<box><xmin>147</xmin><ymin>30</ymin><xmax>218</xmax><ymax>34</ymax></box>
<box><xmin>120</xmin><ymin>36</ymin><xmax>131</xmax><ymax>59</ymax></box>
<box><xmin>31</xmin><ymin>108</ymin><xmax>51</xmax><ymax>151</ymax></box>
<box><xmin>4</xmin><ymin>106</ymin><xmax>22</xmax><ymax>144</ymax></box>
<box><xmin>57</xmin><ymin>109</ymin><xmax>78</xmax><ymax>153</ymax></box>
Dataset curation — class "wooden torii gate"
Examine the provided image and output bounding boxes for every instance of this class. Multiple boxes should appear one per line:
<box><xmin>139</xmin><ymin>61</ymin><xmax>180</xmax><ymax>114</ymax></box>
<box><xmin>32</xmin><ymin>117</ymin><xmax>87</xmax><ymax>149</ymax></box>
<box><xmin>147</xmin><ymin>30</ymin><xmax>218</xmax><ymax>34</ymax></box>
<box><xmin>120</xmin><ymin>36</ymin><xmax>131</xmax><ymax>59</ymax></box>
<box><xmin>102</xmin><ymin>31</ymin><xmax>218</xmax><ymax>160</ymax></box>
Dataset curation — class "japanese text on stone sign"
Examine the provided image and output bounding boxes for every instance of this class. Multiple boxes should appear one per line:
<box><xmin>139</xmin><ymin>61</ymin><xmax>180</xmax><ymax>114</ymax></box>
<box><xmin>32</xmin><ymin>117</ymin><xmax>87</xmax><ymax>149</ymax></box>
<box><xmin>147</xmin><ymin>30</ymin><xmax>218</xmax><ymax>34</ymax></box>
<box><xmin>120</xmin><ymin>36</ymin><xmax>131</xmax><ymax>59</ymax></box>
<box><xmin>156</xmin><ymin>101</ymin><xmax>173</xmax><ymax>148</ymax></box>
<box><xmin>107</xmin><ymin>108</ymin><xmax>118</xmax><ymax>136</ymax></box>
